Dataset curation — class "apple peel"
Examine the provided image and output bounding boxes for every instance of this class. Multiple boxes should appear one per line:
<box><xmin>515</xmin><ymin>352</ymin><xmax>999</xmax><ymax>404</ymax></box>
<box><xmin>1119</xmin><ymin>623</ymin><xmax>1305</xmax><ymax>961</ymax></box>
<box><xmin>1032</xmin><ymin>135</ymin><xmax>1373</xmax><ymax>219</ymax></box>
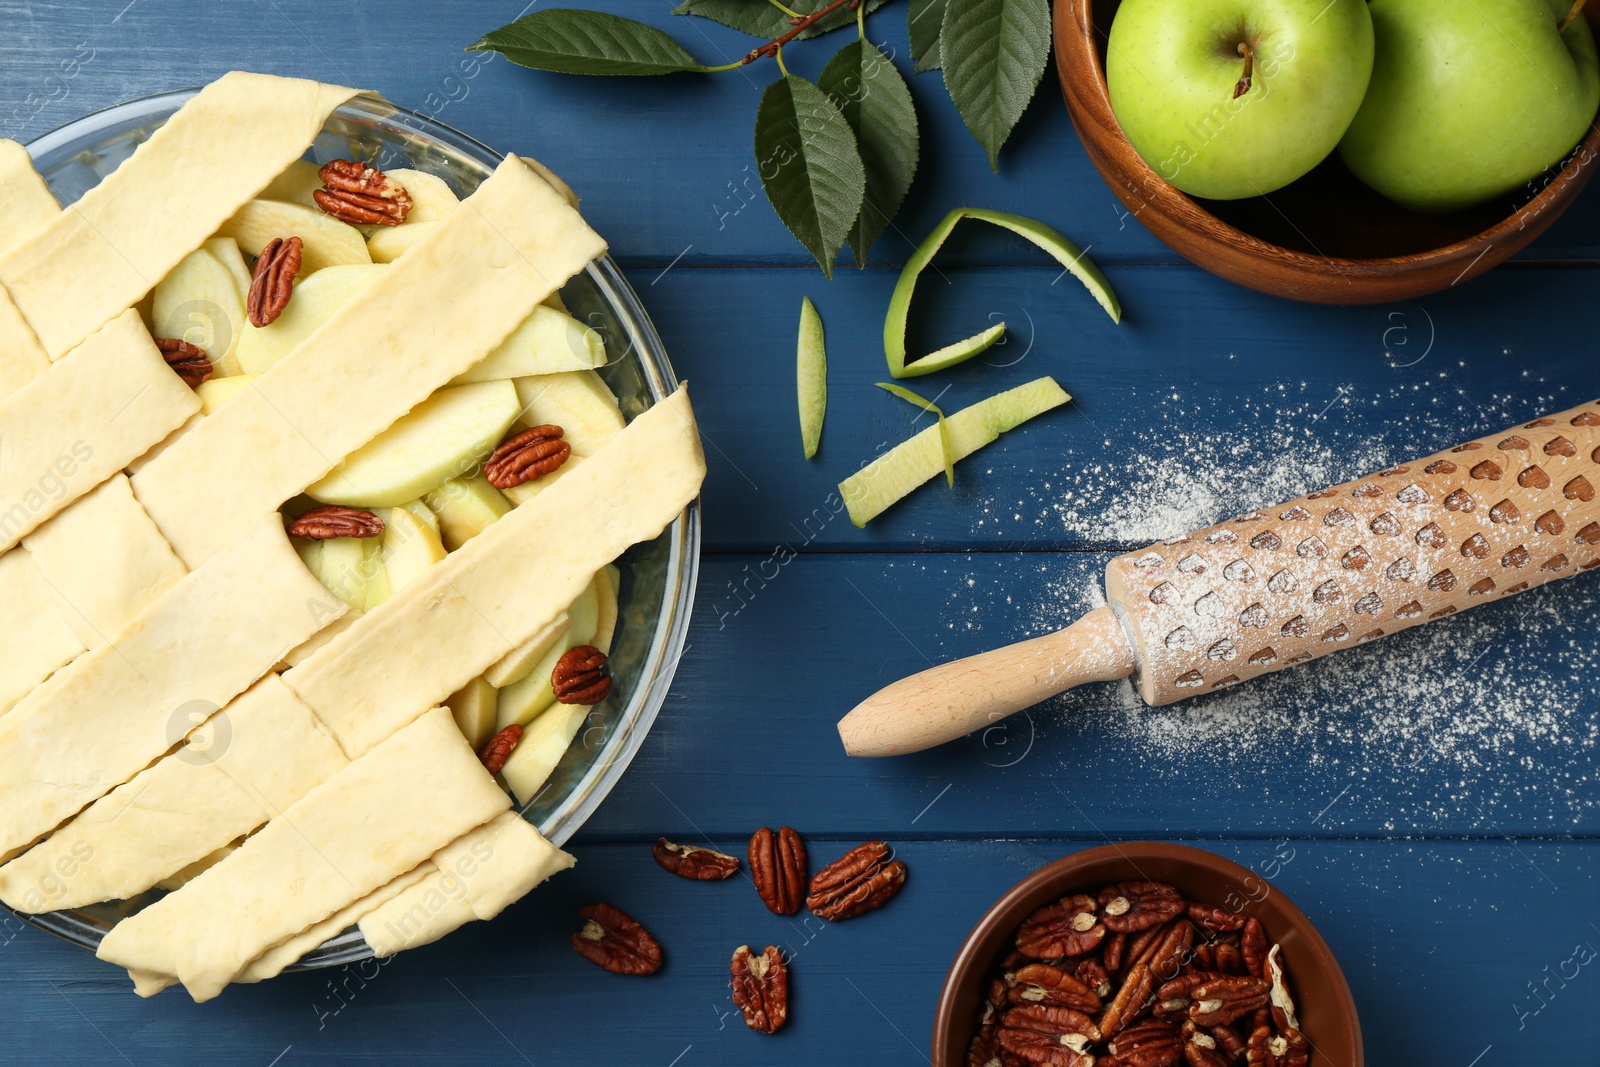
<box><xmin>876</xmin><ymin>381</ymin><xmax>955</xmax><ymax>487</ymax></box>
<box><xmin>886</xmin><ymin>207</ymin><xmax>1119</xmax><ymax>379</ymax></box>
<box><xmin>797</xmin><ymin>296</ymin><xmax>827</xmax><ymax>459</ymax></box>
<box><xmin>840</xmin><ymin>376</ymin><xmax>1070</xmax><ymax>527</ymax></box>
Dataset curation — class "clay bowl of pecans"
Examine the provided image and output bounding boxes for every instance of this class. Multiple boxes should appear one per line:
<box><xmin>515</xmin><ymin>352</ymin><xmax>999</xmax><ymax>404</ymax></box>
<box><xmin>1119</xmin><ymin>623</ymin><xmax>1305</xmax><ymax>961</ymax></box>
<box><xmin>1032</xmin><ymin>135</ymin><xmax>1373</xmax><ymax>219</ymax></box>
<box><xmin>933</xmin><ymin>843</ymin><xmax>1361</xmax><ymax>1067</ymax></box>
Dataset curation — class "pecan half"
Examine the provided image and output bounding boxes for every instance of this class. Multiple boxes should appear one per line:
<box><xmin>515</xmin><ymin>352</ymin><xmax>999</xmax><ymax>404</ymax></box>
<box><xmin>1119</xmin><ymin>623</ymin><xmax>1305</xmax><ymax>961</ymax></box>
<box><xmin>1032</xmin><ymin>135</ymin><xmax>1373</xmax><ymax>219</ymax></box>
<box><xmin>1245</xmin><ymin>1026</ymin><xmax>1273</xmax><ymax>1067</ymax></box>
<box><xmin>997</xmin><ymin>1005</ymin><xmax>1101</xmax><ymax>1066</ymax></box>
<box><xmin>1183</xmin><ymin>1040</ymin><xmax>1232</xmax><ymax>1067</ymax></box>
<box><xmin>1075</xmin><ymin>958</ymin><xmax>1112</xmax><ymax>998</ymax></box>
<box><xmin>570</xmin><ymin>903</ymin><xmax>661</xmax><ymax>975</ymax></box>
<box><xmin>1154</xmin><ymin>972</ymin><xmax>1229</xmax><ymax>1020</ymax></box>
<box><xmin>652</xmin><ymin>838</ymin><xmax>739</xmax><ymax>880</ymax></box>
<box><xmin>247</xmin><ymin>235</ymin><xmax>302</xmax><ymax>326</ymax></box>
<box><xmin>1006</xmin><ymin>963</ymin><xmax>1103</xmax><ymax>1014</ymax></box>
<box><xmin>1129</xmin><ymin>920</ymin><xmax>1194</xmax><ymax>983</ymax></box>
<box><xmin>484</xmin><ymin>425</ymin><xmax>571</xmax><ymax>488</ymax></box>
<box><xmin>730</xmin><ymin>944</ymin><xmax>788</xmax><ymax>1034</ymax></box>
<box><xmin>478</xmin><ymin>723</ymin><xmax>522</xmax><ymax>775</ymax></box>
<box><xmin>155</xmin><ymin>337</ymin><xmax>212</xmax><ymax>388</ymax></box>
<box><xmin>1100</xmin><ymin>882</ymin><xmax>1186</xmax><ymax>933</ymax></box>
<box><xmin>1265</xmin><ymin>944</ymin><xmax>1298</xmax><ymax>1031</ymax></box>
<box><xmin>749</xmin><ymin>826</ymin><xmax>807</xmax><ymax>915</ymax></box>
<box><xmin>807</xmin><ymin>840</ymin><xmax>907</xmax><ymax>921</ymax></box>
<box><xmin>1185</xmin><ymin>902</ymin><xmax>1245</xmax><ymax>932</ymax></box>
<box><xmin>1240</xmin><ymin>918</ymin><xmax>1268</xmax><ymax>978</ymax></box>
<box><xmin>966</xmin><ymin>1026</ymin><xmax>1005</xmax><ymax>1067</ymax></box>
<box><xmin>314</xmin><ymin>159</ymin><xmax>412</xmax><ymax>225</ymax></box>
<box><xmin>551</xmin><ymin>645</ymin><xmax>611</xmax><ymax>705</ymax></box>
<box><xmin>287</xmin><ymin>505</ymin><xmax>385</xmax><ymax>540</ymax></box>
<box><xmin>1103</xmin><ymin>929</ymin><xmax>1128</xmax><ymax>971</ymax></box>
<box><xmin>1017</xmin><ymin>895</ymin><xmax>1105</xmax><ymax>959</ymax></box>
<box><xmin>1099</xmin><ymin>960</ymin><xmax>1156</xmax><ymax>1038</ymax></box>
<box><xmin>1209</xmin><ymin>1023</ymin><xmax>1247</xmax><ymax>1060</ymax></box>
<box><xmin>1214</xmin><ymin>943</ymin><xmax>1246</xmax><ymax>976</ymax></box>
<box><xmin>1103</xmin><ymin>1019</ymin><xmax>1181</xmax><ymax>1067</ymax></box>
<box><xmin>1188</xmin><ymin>976</ymin><xmax>1270</xmax><ymax>1027</ymax></box>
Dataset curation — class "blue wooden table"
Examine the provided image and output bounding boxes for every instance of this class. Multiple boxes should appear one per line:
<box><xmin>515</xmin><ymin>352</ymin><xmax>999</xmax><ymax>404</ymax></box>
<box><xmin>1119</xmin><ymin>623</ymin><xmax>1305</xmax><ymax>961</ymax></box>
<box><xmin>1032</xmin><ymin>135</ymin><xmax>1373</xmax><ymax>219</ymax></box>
<box><xmin>4</xmin><ymin>3</ymin><xmax>1599</xmax><ymax>1064</ymax></box>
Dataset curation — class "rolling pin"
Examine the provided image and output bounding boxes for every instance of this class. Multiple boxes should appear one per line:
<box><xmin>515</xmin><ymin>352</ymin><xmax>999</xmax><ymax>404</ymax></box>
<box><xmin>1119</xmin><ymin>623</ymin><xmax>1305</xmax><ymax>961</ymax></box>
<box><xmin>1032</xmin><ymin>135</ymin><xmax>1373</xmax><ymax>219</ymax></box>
<box><xmin>838</xmin><ymin>400</ymin><xmax>1600</xmax><ymax>757</ymax></box>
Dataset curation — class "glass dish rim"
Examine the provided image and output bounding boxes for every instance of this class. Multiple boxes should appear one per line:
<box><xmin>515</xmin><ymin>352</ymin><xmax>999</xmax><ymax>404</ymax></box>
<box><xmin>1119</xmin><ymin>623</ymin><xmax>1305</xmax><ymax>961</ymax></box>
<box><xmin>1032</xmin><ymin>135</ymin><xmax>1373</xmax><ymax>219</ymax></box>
<box><xmin>9</xmin><ymin>87</ymin><xmax>701</xmax><ymax>971</ymax></box>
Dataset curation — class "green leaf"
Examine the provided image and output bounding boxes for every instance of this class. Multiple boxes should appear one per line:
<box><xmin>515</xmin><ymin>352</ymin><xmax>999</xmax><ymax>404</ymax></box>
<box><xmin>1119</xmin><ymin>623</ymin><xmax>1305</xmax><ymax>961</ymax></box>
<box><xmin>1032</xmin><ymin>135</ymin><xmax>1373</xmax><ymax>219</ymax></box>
<box><xmin>673</xmin><ymin>0</ymin><xmax>892</xmax><ymax>41</ymax></box>
<box><xmin>754</xmin><ymin>74</ymin><xmax>866</xmax><ymax>280</ymax></box>
<box><xmin>875</xmin><ymin>382</ymin><xmax>954</xmax><ymax>485</ymax></box>
<box><xmin>940</xmin><ymin>0</ymin><xmax>1051</xmax><ymax>170</ymax></box>
<box><xmin>819</xmin><ymin>39</ymin><xmax>919</xmax><ymax>269</ymax></box>
<box><xmin>885</xmin><ymin>207</ymin><xmax>1119</xmax><ymax>378</ymax></box>
<box><xmin>907</xmin><ymin>0</ymin><xmax>947</xmax><ymax>72</ymax></box>
<box><xmin>468</xmin><ymin>10</ymin><xmax>712</xmax><ymax>76</ymax></box>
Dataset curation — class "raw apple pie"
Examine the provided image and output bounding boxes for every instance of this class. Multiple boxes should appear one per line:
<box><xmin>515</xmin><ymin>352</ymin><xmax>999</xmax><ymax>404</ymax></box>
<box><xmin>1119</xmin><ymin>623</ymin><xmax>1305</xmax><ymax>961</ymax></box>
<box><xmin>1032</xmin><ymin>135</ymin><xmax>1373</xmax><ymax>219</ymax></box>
<box><xmin>0</xmin><ymin>71</ymin><xmax>703</xmax><ymax>1002</ymax></box>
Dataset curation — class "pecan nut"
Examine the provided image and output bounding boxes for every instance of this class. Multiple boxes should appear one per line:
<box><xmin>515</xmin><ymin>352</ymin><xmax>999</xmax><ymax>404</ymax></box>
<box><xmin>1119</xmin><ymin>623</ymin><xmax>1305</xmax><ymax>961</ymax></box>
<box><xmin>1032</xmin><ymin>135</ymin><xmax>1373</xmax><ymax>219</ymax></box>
<box><xmin>1264</xmin><ymin>945</ymin><xmax>1298</xmax><ymax>1031</ymax></box>
<box><xmin>806</xmin><ymin>840</ymin><xmax>907</xmax><ymax>921</ymax></box>
<box><xmin>966</xmin><ymin>1026</ymin><xmax>1005</xmax><ymax>1067</ymax></box>
<box><xmin>287</xmin><ymin>505</ymin><xmax>385</xmax><ymax>540</ymax></box>
<box><xmin>484</xmin><ymin>425</ymin><xmax>572</xmax><ymax>488</ymax></box>
<box><xmin>730</xmin><ymin>944</ymin><xmax>788</xmax><ymax>1034</ymax></box>
<box><xmin>247</xmin><ymin>235</ymin><xmax>302</xmax><ymax>326</ymax></box>
<box><xmin>155</xmin><ymin>337</ymin><xmax>212</xmax><ymax>388</ymax></box>
<box><xmin>749</xmin><ymin>825</ymin><xmax>807</xmax><ymax>915</ymax></box>
<box><xmin>570</xmin><ymin>903</ymin><xmax>661</xmax><ymax>975</ymax></box>
<box><xmin>1006</xmin><ymin>962</ymin><xmax>1103</xmax><ymax>1014</ymax></box>
<box><xmin>478</xmin><ymin>723</ymin><xmax>522</xmax><ymax>775</ymax></box>
<box><xmin>997</xmin><ymin>1005</ymin><xmax>1101</xmax><ymax>1066</ymax></box>
<box><xmin>1240</xmin><ymin>917</ymin><xmax>1268</xmax><ymax>978</ymax></box>
<box><xmin>1214</xmin><ymin>943</ymin><xmax>1246</xmax><ymax>976</ymax></box>
<box><xmin>314</xmin><ymin>159</ymin><xmax>413</xmax><ymax>225</ymax></box>
<box><xmin>551</xmin><ymin>645</ymin><xmax>611</xmax><ymax>705</ymax></box>
<box><xmin>1182</xmin><ymin>1039</ymin><xmax>1233</xmax><ymax>1067</ymax></box>
<box><xmin>1098</xmin><ymin>960</ymin><xmax>1156</xmax><ymax>1038</ymax></box>
<box><xmin>1075</xmin><ymin>958</ymin><xmax>1112</xmax><ymax>998</ymax></box>
<box><xmin>1188</xmin><ymin>976</ymin><xmax>1270</xmax><ymax>1027</ymax></box>
<box><xmin>1099</xmin><ymin>881</ymin><xmax>1186</xmax><ymax>933</ymax></box>
<box><xmin>1185</xmin><ymin>902</ymin><xmax>1245</xmax><ymax>932</ymax></box>
<box><xmin>1017</xmin><ymin>894</ymin><xmax>1105</xmax><ymax>959</ymax></box>
<box><xmin>1103</xmin><ymin>1019</ymin><xmax>1181</xmax><ymax>1067</ymax></box>
<box><xmin>1154</xmin><ymin>972</ymin><xmax>1229</xmax><ymax>1021</ymax></box>
<box><xmin>652</xmin><ymin>838</ymin><xmax>739</xmax><ymax>880</ymax></box>
<box><xmin>1129</xmin><ymin>920</ymin><xmax>1194</xmax><ymax>983</ymax></box>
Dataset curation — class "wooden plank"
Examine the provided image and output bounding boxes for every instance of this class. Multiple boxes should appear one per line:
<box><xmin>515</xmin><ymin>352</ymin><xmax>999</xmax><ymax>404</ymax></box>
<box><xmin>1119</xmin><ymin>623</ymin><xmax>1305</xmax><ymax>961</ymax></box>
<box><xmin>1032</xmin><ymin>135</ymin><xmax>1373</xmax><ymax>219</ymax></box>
<box><xmin>581</xmin><ymin>552</ymin><xmax>1600</xmax><ymax>839</ymax></box>
<box><xmin>1</xmin><ymin>839</ymin><xmax>1596</xmax><ymax>1064</ymax></box>
<box><xmin>1</xmin><ymin>2</ymin><xmax>1596</xmax><ymax>268</ymax></box>
<box><xmin>634</xmin><ymin>263</ymin><xmax>1600</xmax><ymax>552</ymax></box>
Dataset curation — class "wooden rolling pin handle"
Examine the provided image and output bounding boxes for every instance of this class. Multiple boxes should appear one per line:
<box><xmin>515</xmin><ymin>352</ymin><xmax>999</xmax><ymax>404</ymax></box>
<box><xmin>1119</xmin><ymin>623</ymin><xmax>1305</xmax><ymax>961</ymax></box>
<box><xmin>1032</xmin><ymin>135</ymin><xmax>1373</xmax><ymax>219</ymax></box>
<box><xmin>836</xmin><ymin>605</ymin><xmax>1137</xmax><ymax>758</ymax></box>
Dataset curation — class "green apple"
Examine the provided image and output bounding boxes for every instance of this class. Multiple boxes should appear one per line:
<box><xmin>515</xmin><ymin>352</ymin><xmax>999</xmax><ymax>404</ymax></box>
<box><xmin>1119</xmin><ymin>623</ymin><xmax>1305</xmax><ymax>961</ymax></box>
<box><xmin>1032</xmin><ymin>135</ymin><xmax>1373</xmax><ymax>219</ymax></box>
<box><xmin>447</xmin><ymin>676</ymin><xmax>499</xmax><ymax>750</ymax></box>
<box><xmin>500</xmin><ymin>702</ymin><xmax>589</xmax><ymax>806</ymax></box>
<box><xmin>203</xmin><ymin>237</ymin><xmax>254</xmax><ymax>306</ymax></box>
<box><xmin>593</xmin><ymin>563</ymin><xmax>620</xmax><ymax>656</ymax></box>
<box><xmin>450</xmin><ymin>306</ymin><xmax>607</xmax><ymax>384</ymax></box>
<box><xmin>494</xmin><ymin>580</ymin><xmax>601</xmax><ymax>730</ymax></box>
<box><xmin>152</xmin><ymin>247</ymin><xmax>248</xmax><ymax>377</ymax></box>
<box><xmin>383</xmin><ymin>168</ymin><xmax>461</xmax><ymax>222</ymax></box>
<box><xmin>1107</xmin><ymin>0</ymin><xmax>1375</xmax><ymax>199</ymax></box>
<box><xmin>258</xmin><ymin>159</ymin><xmax>324</xmax><ymax>208</ymax></box>
<box><xmin>216</xmin><ymin>198</ymin><xmax>371</xmax><ymax>274</ymax></box>
<box><xmin>1340</xmin><ymin>0</ymin><xmax>1600</xmax><ymax>211</ymax></box>
<box><xmin>311</xmin><ymin>536</ymin><xmax>369</xmax><ymax>611</ymax></box>
<box><xmin>235</xmin><ymin>263</ymin><xmax>388</xmax><ymax>373</ymax></box>
<box><xmin>305</xmin><ymin>380</ymin><xmax>521</xmax><ymax>508</ymax></box>
<box><xmin>366</xmin><ymin>220</ymin><xmax>440</xmax><ymax>263</ymax></box>
<box><xmin>195</xmin><ymin>374</ymin><xmax>258</xmax><ymax>415</ymax></box>
<box><xmin>422</xmin><ymin>473</ymin><xmax>511</xmax><ymax>550</ymax></box>
<box><xmin>378</xmin><ymin>503</ymin><xmax>447</xmax><ymax>594</ymax></box>
<box><xmin>486</xmin><ymin>611</ymin><xmax>571</xmax><ymax>689</ymax></box>
<box><xmin>512</xmin><ymin>370</ymin><xmax>625</xmax><ymax>456</ymax></box>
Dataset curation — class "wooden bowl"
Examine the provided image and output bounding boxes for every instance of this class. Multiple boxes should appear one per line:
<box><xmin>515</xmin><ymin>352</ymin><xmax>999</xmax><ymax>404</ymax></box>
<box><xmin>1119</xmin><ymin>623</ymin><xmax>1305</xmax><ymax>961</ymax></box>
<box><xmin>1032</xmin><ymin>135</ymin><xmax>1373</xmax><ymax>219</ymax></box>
<box><xmin>1054</xmin><ymin>0</ymin><xmax>1600</xmax><ymax>304</ymax></box>
<box><xmin>932</xmin><ymin>842</ymin><xmax>1362</xmax><ymax>1067</ymax></box>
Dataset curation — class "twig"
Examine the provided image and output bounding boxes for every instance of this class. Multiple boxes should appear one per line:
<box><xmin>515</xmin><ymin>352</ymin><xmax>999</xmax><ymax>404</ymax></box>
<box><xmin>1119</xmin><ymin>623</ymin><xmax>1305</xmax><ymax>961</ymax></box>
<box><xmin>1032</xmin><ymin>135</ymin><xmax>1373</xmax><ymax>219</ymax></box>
<box><xmin>741</xmin><ymin>0</ymin><xmax>861</xmax><ymax>65</ymax></box>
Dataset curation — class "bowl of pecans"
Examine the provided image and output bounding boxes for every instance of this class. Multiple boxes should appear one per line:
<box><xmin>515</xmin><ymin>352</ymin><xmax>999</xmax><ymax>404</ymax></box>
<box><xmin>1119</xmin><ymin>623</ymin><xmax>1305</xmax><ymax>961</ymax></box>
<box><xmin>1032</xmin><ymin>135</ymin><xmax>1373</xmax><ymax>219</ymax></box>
<box><xmin>933</xmin><ymin>842</ymin><xmax>1361</xmax><ymax>1067</ymax></box>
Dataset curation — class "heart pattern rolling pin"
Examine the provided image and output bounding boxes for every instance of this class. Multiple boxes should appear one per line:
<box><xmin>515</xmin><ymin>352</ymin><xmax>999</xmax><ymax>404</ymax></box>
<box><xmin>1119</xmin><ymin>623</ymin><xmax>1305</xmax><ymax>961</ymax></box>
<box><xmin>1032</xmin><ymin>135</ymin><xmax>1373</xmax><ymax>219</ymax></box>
<box><xmin>838</xmin><ymin>399</ymin><xmax>1600</xmax><ymax>757</ymax></box>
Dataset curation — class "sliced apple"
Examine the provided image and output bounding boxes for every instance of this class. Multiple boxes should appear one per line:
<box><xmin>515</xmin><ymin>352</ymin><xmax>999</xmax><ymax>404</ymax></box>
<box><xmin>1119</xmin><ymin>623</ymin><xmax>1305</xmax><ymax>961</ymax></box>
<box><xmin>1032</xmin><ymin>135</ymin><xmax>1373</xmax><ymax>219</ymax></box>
<box><xmin>500</xmin><ymin>456</ymin><xmax>580</xmax><ymax>507</ymax></box>
<box><xmin>447</xmin><ymin>676</ymin><xmax>499</xmax><ymax>751</ymax></box>
<box><xmin>365</xmin><ymin>220</ymin><xmax>440</xmax><ymax>263</ymax></box>
<box><xmin>235</xmin><ymin>263</ymin><xmax>388</xmax><ymax>374</ymax></box>
<box><xmin>378</xmin><ymin>503</ymin><xmax>447</xmax><ymax>594</ymax></box>
<box><xmin>216</xmin><ymin>198</ymin><xmax>371</xmax><ymax>274</ymax></box>
<box><xmin>542</xmin><ymin>290</ymin><xmax>569</xmax><ymax>315</ymax></box>
<box><xmin>195</xmin><ymin>374</ymin><xmax>259</xmax><ymax>415</ymax></box>
<box><xmin>384</xmin><ymin>168</ymin><xmax>461</xmax><ymax>222</ymax></box>
<box><xmin>594</xmin><ymin>563</ymin><xmax>620</xmax><ymax>655</ymax></box>
<box><xmin>485</xmin><ymin>611</ymin><xmax>571</xmax><ymax>689</ymax></box>
<box><xmin>397</xmin><ymin>498</ymin><xmax>440</xmax><ymax>539</ymax></box>
<box><xmin>513</xmin><ymin>370</ymin><xmax>624</xmax><ymax>457</ymax></box>
<box><xmin>203</xmin><ymin>236</ymin><xmax>253</xmax><ymax>303</ymax></box>
<box><xmin>360</xmin><ymin>538</ymin><xmax>391</xmax><ymax>613</ymax></box>
<box><xmin>152</xmin><ymin>246</ymin><xmax>247</xmax><ymax>377</ymax></box>
<box><xmin>451</xmin><ymin>306</ymin><xmax>606</xmax><ymax>384</ymax></box>
<box><xmin>306</xmin><ymin>380</ymin><xmax>521</xmax><ymax>508</ymax></box>
<box><xmin>501</xmin><ymin>703</ymin><xmax>590</xmax><ymax>806</ymax></box>
<box><xmin>257</xmin><ymin>159</ymin><xmax>324</xmax><ymax>208</ymax></box>
<box><xmin>312</xmin><ymin>537</ymin><xmax>368</xmax><ymax>611</ymax></box>
<box><xmin>292</xmin><ymin>536</ymin><xmax>322</xmax><ymax>574</ymax></box>
<box><xmin>494</xmin><ymin>580</ymin><xmax>600</xmax><ymax>731</ymax></box>
<box><xmin>422</xmin><ymin>473</ymin><xmax>511</xmax><ymax>550</ymax></box>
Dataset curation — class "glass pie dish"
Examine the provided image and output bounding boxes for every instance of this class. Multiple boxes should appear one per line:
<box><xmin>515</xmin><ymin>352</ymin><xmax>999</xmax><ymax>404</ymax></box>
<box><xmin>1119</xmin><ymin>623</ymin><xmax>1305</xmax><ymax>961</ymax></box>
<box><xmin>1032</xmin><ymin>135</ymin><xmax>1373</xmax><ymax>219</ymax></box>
<box><xmin>9</xmin><ymin>89</ymin><xmax>699</xmax><ymax>969</ymax></box>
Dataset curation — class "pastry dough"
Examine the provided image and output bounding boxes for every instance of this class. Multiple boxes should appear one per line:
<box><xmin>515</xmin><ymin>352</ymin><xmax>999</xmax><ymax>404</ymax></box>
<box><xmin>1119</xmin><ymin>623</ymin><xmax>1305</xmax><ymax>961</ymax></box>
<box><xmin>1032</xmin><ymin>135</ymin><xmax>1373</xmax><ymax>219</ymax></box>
<box><xmin>0</xmin><ymin>141</ymin><xmax>57</xmax><ymax>399</ymax></box>
<box><xmin>0</xmin><ymin>72</ymin><xmax>362</xmax><ymax>359</ymax></box>
<box><xmin>131</xmin><ymin>154</ymin><xmax>607</xmax><ymax>567</ymax></box>
<box><xmin>0</xmin><ymin>674</ymin><xmax>346</xmax><ymax>911</ymax></box>
<box><xmin>0</xmin><ymin>513</ymin><xmax>344</xmax><ymax>859</ymax></box>
<box><xmin>22</xmin><ymin>473</ymin><xmax>186</xmax><ymax>649</ymax></box>
<box><xmin>284</xmin><ymin>387</ymin><xmax>704</xmax><ymax>757</ymax></box>
<box><xmin>0</xmin><ymin>550</ymin><xmax>84</xmax><ymax>713</ymax></box>
<box><xmin>362</xmin><ymin>813</ymin><xmax>573</xmax><ymax>957</ymax></box>
<box><xmin>96</xmin><ymin>707</ymin><xmax>509</xmax><ymax>1002</ymax></box>
<box><xmin>0</xmin><ymin>308</ymin><xmax>199</xmax><ymax>552</ymax></box>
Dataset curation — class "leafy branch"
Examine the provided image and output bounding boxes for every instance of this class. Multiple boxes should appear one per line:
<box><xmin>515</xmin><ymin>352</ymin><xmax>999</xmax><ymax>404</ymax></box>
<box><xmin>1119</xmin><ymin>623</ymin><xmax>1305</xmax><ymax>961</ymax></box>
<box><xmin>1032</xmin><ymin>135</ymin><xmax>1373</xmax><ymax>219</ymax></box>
<box><xmin>468</xmin><ymin>0</ymin><xmax>1053</xmax><ymax>274</ymax></box>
